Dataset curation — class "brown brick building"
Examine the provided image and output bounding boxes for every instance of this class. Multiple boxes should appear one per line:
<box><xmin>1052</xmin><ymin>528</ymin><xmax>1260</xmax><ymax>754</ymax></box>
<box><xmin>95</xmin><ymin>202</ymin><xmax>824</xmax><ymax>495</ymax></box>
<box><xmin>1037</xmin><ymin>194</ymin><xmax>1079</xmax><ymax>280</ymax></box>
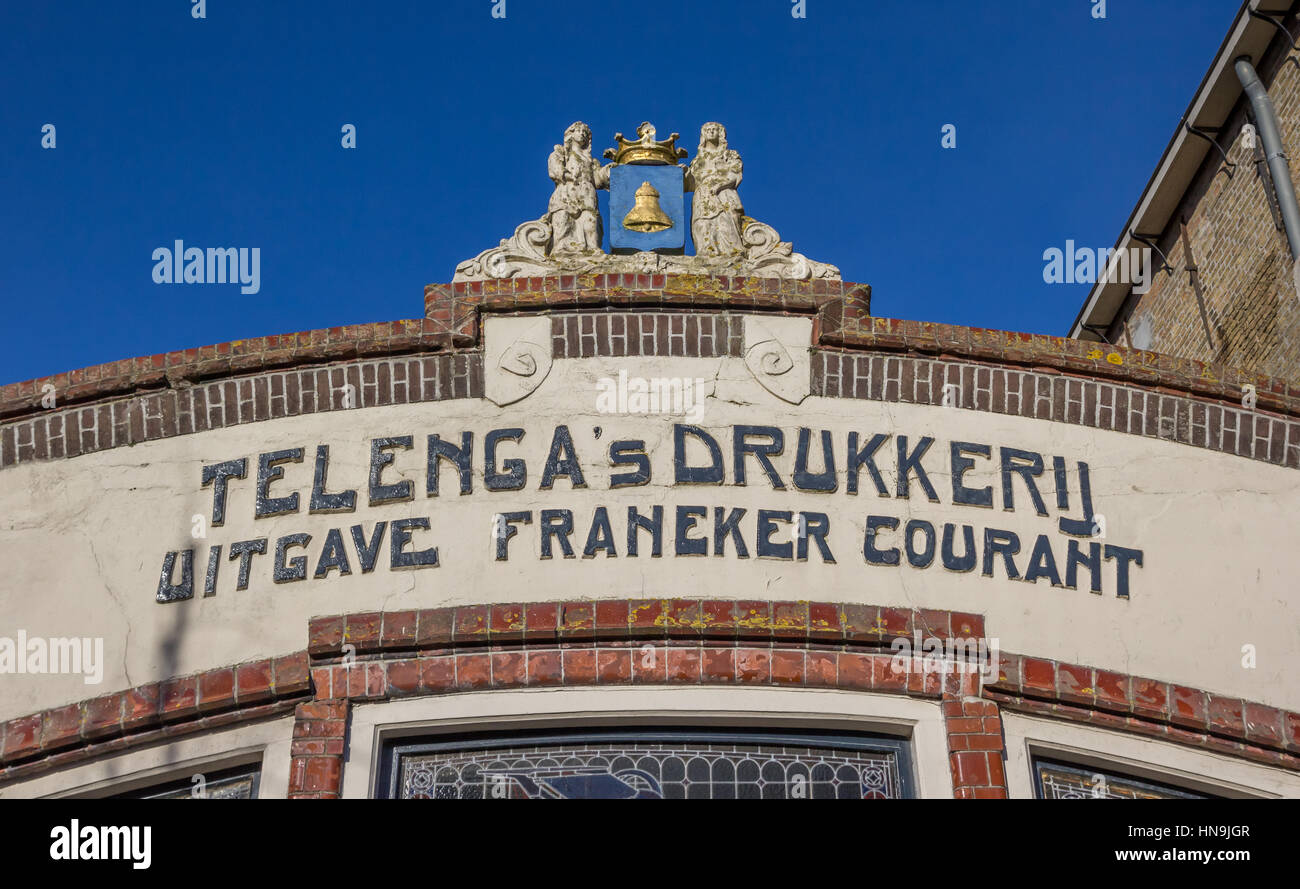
<box><xmin>1072</xmin><ymin>1</ymin><xmax>1300</xmax><ymax>382</ymax></box>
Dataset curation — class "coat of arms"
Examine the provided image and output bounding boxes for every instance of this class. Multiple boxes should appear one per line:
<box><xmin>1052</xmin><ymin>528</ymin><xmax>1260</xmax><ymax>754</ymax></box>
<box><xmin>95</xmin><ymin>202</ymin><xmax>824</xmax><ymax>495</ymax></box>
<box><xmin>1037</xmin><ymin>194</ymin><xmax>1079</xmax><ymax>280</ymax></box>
<box><xmin>454</xmin><ymin>120</ymin><xmax>839</xmax><ymax>281</ymax></box>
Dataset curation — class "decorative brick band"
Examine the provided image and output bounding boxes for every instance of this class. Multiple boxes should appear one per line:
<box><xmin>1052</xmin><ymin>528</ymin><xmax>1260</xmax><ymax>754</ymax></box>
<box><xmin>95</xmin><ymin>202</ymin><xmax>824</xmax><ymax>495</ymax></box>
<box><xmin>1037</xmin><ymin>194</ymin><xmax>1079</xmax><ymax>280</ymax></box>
<box><xmin>0</xmin><ymin>352</ymin><xmax>482</xmax><ymax>471</ymax></box>
<box><xmin>5</xmin><ymin>276</ymin><xmax>1298</xmax><ymax>471</ymax></box>
<box><xmin>989</xmin><ymin>651</ymin><xmax>1300</xmax><ymax>769</ymax></box>
<box><xmin>10</xmin><ymin>276</ymin><xmax>1297</xmax><ymax>426</ymax></box>
<box><xmin>0</xmin><ymin>651</ymin><xmax>310</xmax><ymax>786</ymax></box>
<box><xmin>303</xmin><ymin>598</ymin><xmax>1000</xmax><ymax>800</ymax></box>
<box><xmin>308</xmin><ymin>641</ymin><xmax>977</xmax><ymax>702</ymax></box>
<box><xmin>424</xmin><ymin>274</ymin><xmax>872</xmax><ymax>354</ymax></box>
<box><xmin>301</xmin><ymin>599</ymin><xmax>1300</xmax><ymax>777</ymax></box>
<box><xmin>0</xmin><ymin>319</ymin><xmax>461</xmax><ymax>422</ymax></box>
<box><xmin>305</xmin><ymin>599</ymin><xmax>987</xmax><ymax>654</ymax></box>
<box><xmin>816</xmin><ymin>350</ymin><xmax>1300</xmax><ymax>469</ymax></box>
<box><xmin>551</xmin><ymin>312</ymin><xmax>744</xmax><ymax>359</ymax></box>
<box><xmin>303</xmin><ymin>645</ymin><xmax>1004</xmax><ymax>799</ymax></box>
<box><xmin>4</xmin><ymin>600</ymin><xmax>1297</xmax><ymax>795</ymax></box>
<box><xmin>425</xmin><ymin>275</ymin><xmax>1300</xmax><ymax>416</ymax></box>
<box><xmin>0</xmin><ymin>700</ymin><xmax>301</xmax><ymax>791</ymax></box>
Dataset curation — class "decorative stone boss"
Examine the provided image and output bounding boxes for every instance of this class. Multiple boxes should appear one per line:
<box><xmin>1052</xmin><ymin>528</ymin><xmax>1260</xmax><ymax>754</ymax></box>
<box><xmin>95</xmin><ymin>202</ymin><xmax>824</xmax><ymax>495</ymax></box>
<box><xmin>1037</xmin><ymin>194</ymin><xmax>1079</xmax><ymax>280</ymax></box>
<box><xmin>454</xmin><ymin>121</ymin><xmax>839</xmax><ymax>282</ymax></box>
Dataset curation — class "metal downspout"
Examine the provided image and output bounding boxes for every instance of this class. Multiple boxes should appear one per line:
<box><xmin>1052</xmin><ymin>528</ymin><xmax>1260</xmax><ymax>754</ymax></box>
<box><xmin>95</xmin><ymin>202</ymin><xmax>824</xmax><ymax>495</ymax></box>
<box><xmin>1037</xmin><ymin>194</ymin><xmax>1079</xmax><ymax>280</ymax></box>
<box><xmin>1235</xmin><ymin>55</ymin><xmax>1300</xmax><ymax>258</ymax></box>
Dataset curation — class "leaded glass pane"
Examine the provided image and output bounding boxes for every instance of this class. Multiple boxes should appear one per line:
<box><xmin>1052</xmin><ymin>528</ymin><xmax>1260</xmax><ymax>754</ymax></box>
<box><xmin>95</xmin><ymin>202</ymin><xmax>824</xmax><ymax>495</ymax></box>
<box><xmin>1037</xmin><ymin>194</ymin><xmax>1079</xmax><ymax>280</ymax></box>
<box><xmin>389</xmin><ymin>731</ymin><xmax>908</xmax><ymax>799</ymax></box>
<box><xmin>1034</xmin><ymin>760</ymin><xmax>1211</xmax><ymax>799</ymax></box>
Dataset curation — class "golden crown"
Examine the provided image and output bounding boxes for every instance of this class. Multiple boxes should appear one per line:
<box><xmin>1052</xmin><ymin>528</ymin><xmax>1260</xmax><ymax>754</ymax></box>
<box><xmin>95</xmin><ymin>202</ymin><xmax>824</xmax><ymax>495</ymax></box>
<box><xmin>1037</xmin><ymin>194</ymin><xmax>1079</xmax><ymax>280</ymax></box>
<box><xmin>603</xmin><ymin>122</ymin><xmax>688</xmax><ymax>165</ymax></box>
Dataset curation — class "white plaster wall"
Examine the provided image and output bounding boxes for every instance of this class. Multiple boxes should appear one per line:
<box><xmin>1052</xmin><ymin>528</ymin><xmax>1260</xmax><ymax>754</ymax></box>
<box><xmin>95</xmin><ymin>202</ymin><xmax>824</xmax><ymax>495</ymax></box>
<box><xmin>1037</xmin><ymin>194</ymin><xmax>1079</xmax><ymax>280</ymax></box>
<box><xmin>0</xmin><ymin>336</ymin><xmax>1296</xmax><ymax>720</ymax></box>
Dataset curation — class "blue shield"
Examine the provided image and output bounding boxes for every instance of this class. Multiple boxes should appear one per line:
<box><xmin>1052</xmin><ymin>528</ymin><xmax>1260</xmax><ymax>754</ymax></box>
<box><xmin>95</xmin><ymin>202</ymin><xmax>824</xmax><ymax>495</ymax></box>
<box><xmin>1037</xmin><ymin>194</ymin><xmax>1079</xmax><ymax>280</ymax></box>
<box><xmin>609</xmin><ymin>163</ymin><xmax>685</xmax><ymax>254</ymax></box>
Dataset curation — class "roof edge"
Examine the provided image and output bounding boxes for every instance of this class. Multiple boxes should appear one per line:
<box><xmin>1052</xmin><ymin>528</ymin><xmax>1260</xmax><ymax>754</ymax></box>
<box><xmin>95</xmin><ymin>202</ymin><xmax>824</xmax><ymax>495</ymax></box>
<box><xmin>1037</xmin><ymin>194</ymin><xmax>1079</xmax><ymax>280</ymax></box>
<box><xmin>1069</xmin><ymin>0</ymin><xmax>1297</xmax><ymax>340</ymax></box>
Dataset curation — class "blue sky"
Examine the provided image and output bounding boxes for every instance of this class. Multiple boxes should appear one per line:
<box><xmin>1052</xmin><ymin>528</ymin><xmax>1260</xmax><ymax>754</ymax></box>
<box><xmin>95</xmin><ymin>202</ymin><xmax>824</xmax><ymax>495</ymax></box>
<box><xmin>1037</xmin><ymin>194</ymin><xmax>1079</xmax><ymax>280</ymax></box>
<box><xmin>0</xmin><ymin>0</ymin><xmax>1238</xmax><ymax>385</ymax></box>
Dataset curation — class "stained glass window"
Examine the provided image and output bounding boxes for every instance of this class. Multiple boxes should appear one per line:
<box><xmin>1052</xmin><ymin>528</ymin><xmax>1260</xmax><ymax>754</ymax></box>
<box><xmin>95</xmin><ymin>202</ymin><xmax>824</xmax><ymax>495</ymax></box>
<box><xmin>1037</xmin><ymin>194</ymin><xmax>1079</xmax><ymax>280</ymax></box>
<box><xmin>379</xmin><ymin>728</ymin><xmax>913</xmax><ymax>799</ymax></box>
<box><xmin>1033</xmin><ymin>758</ymin><xmax>1213</xmax><ymax>799</ymax></box>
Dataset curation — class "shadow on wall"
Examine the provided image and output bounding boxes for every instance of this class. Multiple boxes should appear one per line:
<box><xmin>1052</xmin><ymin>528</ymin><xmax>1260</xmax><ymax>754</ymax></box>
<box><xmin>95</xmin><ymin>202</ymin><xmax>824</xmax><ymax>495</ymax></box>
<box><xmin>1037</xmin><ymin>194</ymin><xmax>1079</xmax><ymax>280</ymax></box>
<box><xmin>1213</xmin><ymin>250</ymin><xmax>1284</xmax><ymax>374</ymax></box>
<box><xmin>148</xmin><ymin>439</ymin><xmax>218</xmax><ymax>774</ymax></box>
<box><xmin>76</xmin><ymin>502</ymin><xmax>195</xmax><ymax>796</ymax></box>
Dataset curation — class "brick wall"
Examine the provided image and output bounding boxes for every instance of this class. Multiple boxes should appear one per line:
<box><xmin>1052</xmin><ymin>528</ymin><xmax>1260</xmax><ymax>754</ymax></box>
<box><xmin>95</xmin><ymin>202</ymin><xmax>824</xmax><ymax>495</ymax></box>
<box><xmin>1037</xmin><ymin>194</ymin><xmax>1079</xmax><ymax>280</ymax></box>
<box><xmin>1114</xmin><ymin>12</ymin><xmax>1300</xmax><ymax>380</ymax></box>
<box><xmin>6</xmin><ymin>598</ymin><xmax>1297</xmax><ymax>796</ymax></box>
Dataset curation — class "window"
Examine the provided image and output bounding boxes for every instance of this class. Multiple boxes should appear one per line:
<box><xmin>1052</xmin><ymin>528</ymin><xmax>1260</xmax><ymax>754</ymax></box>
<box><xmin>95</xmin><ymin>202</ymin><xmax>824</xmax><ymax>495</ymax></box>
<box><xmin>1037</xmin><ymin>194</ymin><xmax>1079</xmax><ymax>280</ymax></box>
<box><xmin>379</xmin><ymin>727</ymin><xmax>914</xmax><ymax>799</ymax></box>
<box><xmin>111</xmin><ymin>763</ymin><xmax>261</xmax><ymax>799</ymax></box>
<box><xmin>1033</xmin><ymin>758</ymin><xmax>1215</xmax><ymax>799</ymax></box>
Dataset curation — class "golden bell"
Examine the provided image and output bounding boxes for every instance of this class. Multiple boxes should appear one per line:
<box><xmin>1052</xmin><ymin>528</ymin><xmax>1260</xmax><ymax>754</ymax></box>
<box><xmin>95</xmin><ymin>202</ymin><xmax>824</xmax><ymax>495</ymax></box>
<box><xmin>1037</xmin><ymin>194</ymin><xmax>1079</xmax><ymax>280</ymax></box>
<box><xmin>622</xmin><ymin>181</ymin><xmax>674</xmax><ymax>233</ymax></box>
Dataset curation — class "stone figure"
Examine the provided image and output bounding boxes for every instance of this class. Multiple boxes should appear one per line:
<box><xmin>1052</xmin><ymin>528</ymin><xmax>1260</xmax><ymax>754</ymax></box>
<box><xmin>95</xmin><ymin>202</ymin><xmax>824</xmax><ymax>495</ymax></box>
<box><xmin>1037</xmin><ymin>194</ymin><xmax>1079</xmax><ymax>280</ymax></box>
<box><xmin>685</xmin><ymin>122</ymin><xmax>839</xmax><ymax>280</ymax></box>
<box><xmin>547</xmin><ymin>122</ymin><xmax>610</xmax><ymax>255</ymax></box>
<box><xmin>454</xmin><ymin>121</ymin><xmax>611</xmax><ymax>280</ymax></box>
<box><xmin>686</xmin><ymin>122</ymin><xmax>746</xmax><ymax>257</ymax></box>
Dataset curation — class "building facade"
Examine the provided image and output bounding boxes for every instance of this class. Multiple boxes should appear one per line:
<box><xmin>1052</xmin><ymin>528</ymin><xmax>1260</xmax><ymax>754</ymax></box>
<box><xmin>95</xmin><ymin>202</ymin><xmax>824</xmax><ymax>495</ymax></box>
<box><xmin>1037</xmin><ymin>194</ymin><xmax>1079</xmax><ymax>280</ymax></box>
<box><xmin>0</xmin><ymin>274</ymin><xmax>1298</xmax><ymax>799</ymax></box>
<box><xmin>1072</xmin><ymin>1</ymin><xmax>1300</xmax><ymax>380</ymax></box>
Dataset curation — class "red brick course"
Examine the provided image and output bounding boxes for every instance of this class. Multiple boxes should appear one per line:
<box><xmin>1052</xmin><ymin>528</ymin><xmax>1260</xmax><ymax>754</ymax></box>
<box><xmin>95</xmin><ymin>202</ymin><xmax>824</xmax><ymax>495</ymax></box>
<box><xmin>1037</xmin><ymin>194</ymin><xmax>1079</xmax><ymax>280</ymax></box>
<box><xmin>0</xmin><ymin>319</ymin><xmax>461</xmax><ymax>421</ymax></box>
<box><xmin>0</xmin><ymin>699</ymin><xmax>300</xmax><ymax>789</ymax></box>
<box><xmin>305</xmin><ymin>600</ymin><xmax>983</xmax><ymax>656</ymax></box>
<box><xmin>308</xmin><ymin>643</ymin><xmax>972</xmax><ymax>702</ymax></box>
<box><xmin>987</xmin><ymin>650</ymin><xmax>1300</xmax><ymax>769</ymax></box>
<box><xmin>0</xmin><ymin>652</ymin><xmax>310</xmax><ymax>774</ymax></box>
<box><xmin>2</xmin><ymin>603</ymin><xmax>1297</xmax><ymax>796</ymax></box>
